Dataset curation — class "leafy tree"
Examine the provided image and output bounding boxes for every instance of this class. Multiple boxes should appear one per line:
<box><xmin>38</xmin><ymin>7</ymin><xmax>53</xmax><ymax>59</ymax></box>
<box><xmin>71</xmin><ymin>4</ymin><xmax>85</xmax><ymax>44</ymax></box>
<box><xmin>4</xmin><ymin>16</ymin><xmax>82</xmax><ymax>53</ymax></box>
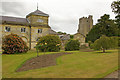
<box><xmin>86</xmin><ymin>25</ymin><xmax>101</xmax><ymax>42</ymax></box>
<box><xmin>111</xmin><ymin>0</ymin><xmax>120</xmax><ymax>36</ymax></box>
<box><xmin>2</xmin><ymin>34</ymin><xmax>28</xmax><ymax>54</ymax></box>
<box><xmin>92</xmin><ymin>35</ymin><xmax>118</xmax><ymax>53</ymax></box>
<box><xmin>93</xmin><ymin>35</ymin><xmax>110</xmax><ymax>53</ymax></box>
<box><xmin>109</xmin><ymin>36</ymin><xmax>119</xmax><ymax>48</ymax></box>
<box><xmin>36</xmin><ymin>35</ymin><xmax>61</xmax><ymax>52</ymax></box>
<box><xmin>65</xmin><ymin>40</ymin><xmax>80</xmax><ymax>51</ymax></box>
<box><xmin>86</xmin><ymin>14</ymin><xmax>118</xmax><ymax>42</ymax></box>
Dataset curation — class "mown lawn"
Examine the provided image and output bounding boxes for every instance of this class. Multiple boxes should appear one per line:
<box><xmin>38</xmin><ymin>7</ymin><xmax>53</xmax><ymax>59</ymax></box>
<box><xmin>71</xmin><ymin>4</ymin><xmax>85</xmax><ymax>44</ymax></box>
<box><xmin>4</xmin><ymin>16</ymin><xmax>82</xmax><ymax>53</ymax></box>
<box><xmin>2</xmin><ymin>49</ymin><xmax>118</xmax><ymax>78</ymax></box>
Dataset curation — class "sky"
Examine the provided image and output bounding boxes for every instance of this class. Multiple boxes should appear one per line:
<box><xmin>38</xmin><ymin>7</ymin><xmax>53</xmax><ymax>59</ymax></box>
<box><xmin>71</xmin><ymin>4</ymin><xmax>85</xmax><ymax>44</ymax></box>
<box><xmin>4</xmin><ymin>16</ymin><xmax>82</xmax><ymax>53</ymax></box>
<box><xmin>0</xmin><ymin>0</ymin><xmax>116</xmax><ymax>34</ymax></box>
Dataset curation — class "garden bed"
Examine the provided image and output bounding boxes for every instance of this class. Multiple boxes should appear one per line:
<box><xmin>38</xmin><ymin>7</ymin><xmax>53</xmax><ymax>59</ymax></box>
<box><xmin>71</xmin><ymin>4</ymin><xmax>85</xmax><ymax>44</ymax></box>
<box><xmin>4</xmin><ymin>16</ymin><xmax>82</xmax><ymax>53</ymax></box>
<box><xmin>16</xmin><ymin>52</ymin><xmax>72</xmax><ymax>72</ymax></box>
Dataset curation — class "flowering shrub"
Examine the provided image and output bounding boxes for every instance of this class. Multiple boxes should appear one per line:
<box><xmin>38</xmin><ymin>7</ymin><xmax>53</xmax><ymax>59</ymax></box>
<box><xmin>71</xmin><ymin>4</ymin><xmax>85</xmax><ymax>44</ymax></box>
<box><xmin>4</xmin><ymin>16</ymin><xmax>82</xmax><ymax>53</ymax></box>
<box><xmin>2</xmin><ymin>34</ymin><xmax>28</xmax><ymax>54</ymax></box>
<box><xmin>36</xmin><ymin>35</ymin><xmax>61</xmax><ymax>52</ymax></box>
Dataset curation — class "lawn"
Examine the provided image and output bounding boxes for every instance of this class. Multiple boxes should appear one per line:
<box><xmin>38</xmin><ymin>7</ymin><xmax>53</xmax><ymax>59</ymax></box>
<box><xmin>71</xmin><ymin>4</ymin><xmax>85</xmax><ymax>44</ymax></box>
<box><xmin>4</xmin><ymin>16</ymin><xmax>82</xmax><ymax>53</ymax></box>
<box><xmin>2</xmin><ymin>49</ymin><xmax>118</xmax><ymax>78</ymax></box>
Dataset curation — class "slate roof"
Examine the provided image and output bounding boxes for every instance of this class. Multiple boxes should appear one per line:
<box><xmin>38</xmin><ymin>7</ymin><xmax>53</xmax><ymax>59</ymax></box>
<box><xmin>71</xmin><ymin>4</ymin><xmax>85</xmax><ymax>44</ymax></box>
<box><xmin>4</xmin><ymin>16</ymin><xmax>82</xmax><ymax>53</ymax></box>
<box><xmin>0</xmin><ymin>16</ymin><xmax>28</xmax><ymax>24</ymax></box>
<box><xmin>26</xmin><ymin>10</ymin><xmax>49</xmax><ymax>18</ymax></box>
<box><xmin>58</xmin><ymin>34</ymin><xmax>70</xmax><ymax>40</ymax></box>
<box><xmin>49</xmin><ymin>29</ymin><xmax>58</xmax><ymax>35</ymax></box>
<box><xmin>0</xmin><ymin>16</ymin><xmax>50</xmax><ymax>28</ymax></box>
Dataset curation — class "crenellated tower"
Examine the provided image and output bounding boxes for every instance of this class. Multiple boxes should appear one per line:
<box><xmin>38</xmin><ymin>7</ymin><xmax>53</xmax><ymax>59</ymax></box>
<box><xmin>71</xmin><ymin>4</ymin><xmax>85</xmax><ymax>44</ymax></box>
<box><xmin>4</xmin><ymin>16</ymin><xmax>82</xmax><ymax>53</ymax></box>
<box><xmin>77</xmin><ymin>15</ymin><xmax>93</xmax><ymax>36</ymax></box>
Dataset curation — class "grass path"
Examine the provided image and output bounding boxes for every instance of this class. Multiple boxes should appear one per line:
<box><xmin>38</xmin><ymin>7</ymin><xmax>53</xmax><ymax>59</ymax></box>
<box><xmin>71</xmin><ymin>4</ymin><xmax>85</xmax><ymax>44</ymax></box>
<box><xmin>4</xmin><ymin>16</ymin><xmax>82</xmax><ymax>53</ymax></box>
<box><xmin>2</xmin><ymin>49</ymin><xmax>118</xmax><ymax>78</ymax></box>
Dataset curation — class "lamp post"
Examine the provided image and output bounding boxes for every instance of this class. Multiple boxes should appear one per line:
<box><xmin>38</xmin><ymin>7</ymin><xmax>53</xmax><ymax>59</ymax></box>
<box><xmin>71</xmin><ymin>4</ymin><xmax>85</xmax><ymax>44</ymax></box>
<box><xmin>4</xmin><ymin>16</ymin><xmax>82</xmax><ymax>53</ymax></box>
<box><xmin>44</xmin><ymin>43</ymin><xmax>47</xmax><ymax>55</ymax></box>
<box><xmin>35</xmin><ymin>43</ymin><xmax>40</xmax><ymax>57</ymax></box>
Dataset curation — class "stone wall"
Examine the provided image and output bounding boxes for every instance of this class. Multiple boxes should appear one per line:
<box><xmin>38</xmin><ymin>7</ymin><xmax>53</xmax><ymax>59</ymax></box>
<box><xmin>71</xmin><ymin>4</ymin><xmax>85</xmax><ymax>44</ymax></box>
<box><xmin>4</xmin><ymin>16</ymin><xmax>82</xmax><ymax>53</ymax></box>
<box><xmin>1</xmin><ymin>24</ymin><xmax>30</xmax><ymax>47</ymax></box>
<box><xmin>74</xmin><ymin>33</ymin><xmax>85</xmax><ymax>44</ymax></box>
<box><xmin>31</xmin><ymin>27</ymin><xmax>50</xmax><ymax>49</ymax></box>
<box><xmin>27</xmin><ymin>15</ymin><xmax>48</xmax><ymax>26</ymax></box>
<box><xmin>0</xmin><ymin>25</ymin><xmax>2</xmax><ymax>52</ymax></box>
<box><xmin>0</xmin><ymin>24</ymin><xmax>51</xmax><ymax>49</ymax></box>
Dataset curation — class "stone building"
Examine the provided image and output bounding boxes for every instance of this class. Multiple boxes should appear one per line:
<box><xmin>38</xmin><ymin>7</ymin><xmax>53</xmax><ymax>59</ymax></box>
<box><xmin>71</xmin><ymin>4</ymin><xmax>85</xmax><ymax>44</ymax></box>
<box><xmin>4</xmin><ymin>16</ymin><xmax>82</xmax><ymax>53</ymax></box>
<box><xmin>74</xmin><ymin>15</ymin><xmax>93</xmax><ymax>45</ymax></box>
<box><xmin>58</xmin><ymin>34</ymin><xmax>70</xmax><ymax>50</ymax></box>
<box><xmin>0</xmin><ymin>9</ymin><xmax>54</xmax><ymax>50</ymax></box>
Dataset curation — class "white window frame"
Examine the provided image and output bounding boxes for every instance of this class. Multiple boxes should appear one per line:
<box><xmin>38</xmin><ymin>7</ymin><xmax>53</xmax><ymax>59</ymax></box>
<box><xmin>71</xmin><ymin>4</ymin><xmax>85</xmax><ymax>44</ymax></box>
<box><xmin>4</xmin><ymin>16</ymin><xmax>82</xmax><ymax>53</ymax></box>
<box><xmin>38</xmin><ymin>29</ymin><xmax>42</xmax><ymax>33</ymax></box>
<box><xmin>5</xmin><ymin>26</ymin><xmax>10</xmax><ymax>32</ymax></box>
<box><xmin>21</xmin><ymin>28</ymin><xmax>26</xmax><ymax>33</ymax></box>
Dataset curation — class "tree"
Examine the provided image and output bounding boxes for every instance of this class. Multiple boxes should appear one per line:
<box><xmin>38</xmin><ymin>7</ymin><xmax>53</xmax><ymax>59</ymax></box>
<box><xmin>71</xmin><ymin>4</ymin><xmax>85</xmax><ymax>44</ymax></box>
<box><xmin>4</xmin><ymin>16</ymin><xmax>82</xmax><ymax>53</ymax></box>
<box><xmin>109</xmin><ymin>36</ymin><xmax>119</xmax><ymax>48</ymax></box>
<box><xmin>93</xmin><ymin>35</ymin><xmax>118</xmax><ymax>53</ymax></box>
<box><xmin>86</xmin><ymin>25</ymin><xmax>101</xmax><ymax>42</ymax></box>
<box><xmin>86</xmin><ymin>14</ymin><xmax>118</xmax><ymax>42</ymax></box>
<box><xmin>93</xmin><ymin>35</ymin><xmax>110</xmax><ymax>53</ymax></box>
<box><xmin>111</xmin><ymin>0</ymin><xmax>120</xmax><ymax>36</ymax></box>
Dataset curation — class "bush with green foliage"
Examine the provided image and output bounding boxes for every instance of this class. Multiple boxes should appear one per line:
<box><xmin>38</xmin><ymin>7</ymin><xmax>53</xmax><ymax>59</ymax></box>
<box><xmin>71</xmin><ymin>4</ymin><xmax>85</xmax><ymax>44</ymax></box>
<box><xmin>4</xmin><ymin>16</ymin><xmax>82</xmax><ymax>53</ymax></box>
<box><xmin>65</xmin><ymin>39</ymin><xmax>80</xmax><ymax>51</ymax></box>
<box><xmin>88</xmin><ymin>41</ymin><xmax>93</xmax><ymax>49</ymax></box>
<box><xmin>92</xmin><ymin>35</ymin><xmax>118</xmax><ymax>53</ymax></box>
<box><xmin>2</xmin><ymin>34</ymin><xmax>28</xmax><ymax>54</ymax></box>
<box><xmin>70</xmin><ymin>35</ymin><xmax>74</xmax><ymax>39</ymax></box>
<box><xmin>36</xmin><ymin>35</ymin><xmax>61</xmax><ymax>52</ymax></box>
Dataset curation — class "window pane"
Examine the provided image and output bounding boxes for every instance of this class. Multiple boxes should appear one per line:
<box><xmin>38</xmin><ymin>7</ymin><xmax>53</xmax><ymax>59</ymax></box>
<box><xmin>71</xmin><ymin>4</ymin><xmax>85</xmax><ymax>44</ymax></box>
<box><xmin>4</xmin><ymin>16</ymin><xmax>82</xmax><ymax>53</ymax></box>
<box><xmin>21</xmin><ymin>28</ymin><xmax>26</xmax><ymax>32</ymax></box>
<box><xmin>38</xmin><ymin>29</ymin><xmax>42</xmax><ymax>33</ymax></box>
<box><xmin>5</xmin><ymin>27</ymin><xmax>10</xmax><ymax>32</ymax></box>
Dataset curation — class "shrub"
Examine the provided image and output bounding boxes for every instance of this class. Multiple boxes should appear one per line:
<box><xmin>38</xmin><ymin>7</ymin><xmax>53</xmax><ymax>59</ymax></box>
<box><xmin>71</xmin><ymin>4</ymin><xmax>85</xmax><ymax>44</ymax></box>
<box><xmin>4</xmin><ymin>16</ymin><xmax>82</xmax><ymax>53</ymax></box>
<box><xmin>65</xmin><ymin>39</ymin><xmax>80</xmax><ymax>51</ymax></box>
<box><xmin>37</xmin><ymin>35</ymin><xmax>61</xmax><ymax>52</ymax></box>
<box><xmin>2</xmin><ymin>34</ymin><xmax>28</xmax><ymax>54</ymax></box>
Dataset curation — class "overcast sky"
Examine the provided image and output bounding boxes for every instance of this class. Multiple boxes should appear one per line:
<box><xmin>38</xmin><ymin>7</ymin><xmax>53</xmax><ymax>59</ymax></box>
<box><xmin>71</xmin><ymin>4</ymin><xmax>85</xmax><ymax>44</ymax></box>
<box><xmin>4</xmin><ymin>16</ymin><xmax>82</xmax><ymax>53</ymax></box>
<box><xmin>0</xmin><ymin>0</ymin><xmax>116</xmax><ymax>34</ymax></box>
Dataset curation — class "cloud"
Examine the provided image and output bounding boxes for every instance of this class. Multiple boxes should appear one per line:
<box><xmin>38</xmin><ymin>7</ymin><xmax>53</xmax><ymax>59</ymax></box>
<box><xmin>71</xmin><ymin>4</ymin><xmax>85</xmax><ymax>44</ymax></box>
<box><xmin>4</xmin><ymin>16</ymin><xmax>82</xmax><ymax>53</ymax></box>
<box><xmin>1</xmin><ymin>2</ymin><xmax>25</xmax><ymax>17</ymax></box>
<box><xmin>0</xmin><ymin>0</ymin><xmax>116</xmax><ymax>34</ymax></box>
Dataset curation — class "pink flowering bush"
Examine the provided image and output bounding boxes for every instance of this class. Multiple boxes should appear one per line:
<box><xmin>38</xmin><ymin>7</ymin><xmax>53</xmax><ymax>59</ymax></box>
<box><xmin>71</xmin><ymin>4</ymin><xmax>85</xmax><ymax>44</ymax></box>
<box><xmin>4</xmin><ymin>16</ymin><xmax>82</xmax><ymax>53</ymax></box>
<box><xmin>2</xmin><ymin>34</ymin><xmax>28</xmax><ymax>54</ymax></box>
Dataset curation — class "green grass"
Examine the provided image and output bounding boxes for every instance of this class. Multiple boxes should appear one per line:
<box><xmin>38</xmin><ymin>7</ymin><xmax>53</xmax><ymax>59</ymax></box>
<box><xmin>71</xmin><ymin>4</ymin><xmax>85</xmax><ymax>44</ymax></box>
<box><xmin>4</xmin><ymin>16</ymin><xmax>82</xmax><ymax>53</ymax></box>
<box><xmin>2</xmin><ymin>49</ymin><xmax>118</xmax><ymax>78</ymax></box>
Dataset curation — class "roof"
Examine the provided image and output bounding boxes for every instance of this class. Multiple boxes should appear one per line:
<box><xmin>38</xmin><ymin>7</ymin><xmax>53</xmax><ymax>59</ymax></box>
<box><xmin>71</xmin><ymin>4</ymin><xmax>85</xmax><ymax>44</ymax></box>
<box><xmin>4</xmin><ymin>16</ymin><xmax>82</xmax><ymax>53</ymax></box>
<box><xmin>49</xmin><ymin>29</ymin><xmax>58</xmax><ymax>35</ymax></box>
<box><xmin>58</xmin><ymin>34</ymin><xmax>70</xmax><ymax>40</ymax></box>
<box><xmin>74</xmin><ymin>33</ymin><xmax>86</xmax><ymax>37</ymax></box>
<box><xmin>26</xmin><ymin>10</ymin><xmax>49</xmax><ymax>18</ymax></box>
<box><xmin>0</xmin><ymin>16</ymin><xmax>28</xmax><ymax>24</ymax></box>
<box><xmin>0</xmin><ymin>16</ymin><xmax>50</xmax><ymax>28</ymax></box>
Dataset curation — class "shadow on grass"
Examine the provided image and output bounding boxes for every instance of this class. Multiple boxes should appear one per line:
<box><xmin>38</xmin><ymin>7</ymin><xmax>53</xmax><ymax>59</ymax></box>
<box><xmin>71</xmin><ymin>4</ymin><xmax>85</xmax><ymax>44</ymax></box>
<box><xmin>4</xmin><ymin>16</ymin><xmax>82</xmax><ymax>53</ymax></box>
<box><xmin>97</xmin><ymin>51</ymin><xmax>113</xmax><ymax>53</ymax></box>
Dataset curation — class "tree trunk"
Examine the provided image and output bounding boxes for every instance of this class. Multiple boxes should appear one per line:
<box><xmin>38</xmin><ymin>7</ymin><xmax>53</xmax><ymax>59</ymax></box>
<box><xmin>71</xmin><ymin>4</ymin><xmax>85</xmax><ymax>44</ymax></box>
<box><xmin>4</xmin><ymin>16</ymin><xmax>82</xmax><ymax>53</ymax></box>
<box><xmin>37</xmin><ymin>49</ymin><xmax>39</xmax><ymax>57</ymax></box>
<box><xmin>103</xmin><ymin>48</ymin><xmax>105</xmax><ymax>53</ymax></box>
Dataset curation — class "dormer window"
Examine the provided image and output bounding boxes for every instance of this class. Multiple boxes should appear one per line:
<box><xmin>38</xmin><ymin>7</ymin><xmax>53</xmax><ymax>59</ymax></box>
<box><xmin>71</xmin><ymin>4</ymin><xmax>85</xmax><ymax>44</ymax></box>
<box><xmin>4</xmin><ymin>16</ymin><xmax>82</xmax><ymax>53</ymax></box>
<box><xmin>5</xmin><ymin>26</ymin><xmax>10</xmax><ymax>32</ymax></box>
<box><xmin>21</xmin><ymin>28</ymin><xmax>26</xmax><ymax>32</ymax></box>
<box><xmin>38</xmin><ymin>29</ymin><xmax>42</xmax><ymax>33</ymax></box>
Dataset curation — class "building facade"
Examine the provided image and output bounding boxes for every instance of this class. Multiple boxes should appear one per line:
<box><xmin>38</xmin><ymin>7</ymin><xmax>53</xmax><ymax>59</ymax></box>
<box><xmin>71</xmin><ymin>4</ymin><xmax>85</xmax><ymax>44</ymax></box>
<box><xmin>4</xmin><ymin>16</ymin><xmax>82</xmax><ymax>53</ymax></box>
<box><xmin>74</xmin><ymin>15</ymin><xmax>93</xmax><ymax>45</ymax></box>
<box><xmin>0</xmin><ymin>9</ymin><xmax>53</xmax><ymax>50</ymax></box>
